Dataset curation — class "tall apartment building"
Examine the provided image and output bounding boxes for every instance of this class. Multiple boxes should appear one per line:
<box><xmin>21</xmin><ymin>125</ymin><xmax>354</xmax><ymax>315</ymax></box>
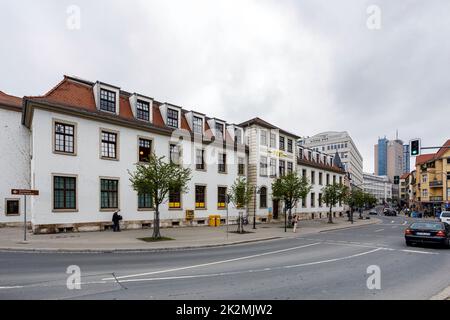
<box><xmin>374</xmin><ymin>137</ymin><xmax>404</xmax><ymax>182</ymax></box>
<box><xmin>403</xmin><ymin>144</ymin><xmax>410</xmax><ymax>174</ymax></box>
<box><xmin>298</xmin><ymin>131</ymin><xmax>363</xmax><ymax>186</ymax></box>
<box><xmin>0</xmin><ymin>76</ymin><xmax>345</xmax><ymax>232</ymax></box>
<box><xmin>362</xmin><ymin>173</ymin><xmax>392</xmax><ymax>204</ymax></box>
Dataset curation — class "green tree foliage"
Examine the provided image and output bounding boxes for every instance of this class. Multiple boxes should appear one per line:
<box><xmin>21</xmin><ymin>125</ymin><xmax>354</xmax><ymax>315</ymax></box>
<box><xmin>321</xmin><ymin>183</ymin><xmax>348</xmax><ymax>223</ymax></box>
<box><xmin>129</xmin><ymin>153</ymin><xmax>191</xmax><ymax>239</ymax></box>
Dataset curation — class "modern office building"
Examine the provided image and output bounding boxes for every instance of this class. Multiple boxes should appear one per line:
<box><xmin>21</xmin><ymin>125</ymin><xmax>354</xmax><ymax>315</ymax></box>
<box><xmin>0</xmin><ymin>75</ymin><xmax>345</xmax><ymax>232</ymax></box>
<box><xmin>298</xmin><ymin>131</ymin><xmax>363</xmax><ymax>186</ymax></box>
<box><xmin>374</xmin><ymin>137</ymin><xmax>404</xmax><ymax>183</ymax></box>
<box><xmin>362</xmin><ymin>173</ymin><xmax>392</xmax><ymax>204</ymax></box>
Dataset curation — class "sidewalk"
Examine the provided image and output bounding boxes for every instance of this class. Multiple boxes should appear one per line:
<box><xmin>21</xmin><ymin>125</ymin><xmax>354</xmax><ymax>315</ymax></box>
<box><xmin>0</xmin><ymin>216</ymin><xmax>380</xmax><ymax>252</ymax></box>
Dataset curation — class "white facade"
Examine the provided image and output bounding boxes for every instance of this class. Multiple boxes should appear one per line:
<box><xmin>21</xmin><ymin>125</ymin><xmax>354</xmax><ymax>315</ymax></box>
<box><xmin>0</xmin><ymin>107</ymin><xmax>30</xmax><ymax>226</ymax></box>
<box><xmin>299</xmin><ymin>131</ymin><xmax>364</xmax><ymax>186</ymax></box>
<box><xmin>362</xmin><ymin>172</ymin><xmax>392</xmax><ymax>204</ymax></box>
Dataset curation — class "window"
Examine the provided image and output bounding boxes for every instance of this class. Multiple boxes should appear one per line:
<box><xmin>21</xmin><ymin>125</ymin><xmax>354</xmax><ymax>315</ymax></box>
<box><xmin>100</xmin><ymin>89</ymin><xmax>116</xmax><ymax>112</ymax></box>
<box><xmin>298</xmin><ymin>148</ymin><xmax>303</xmax><ymax>159</ymax></box>
<box><xmin>101</xmin><ymin>131</ymin><xmax>117</xmax><ymax>159</ymax></box>
<box><xmin>100</xmin><ymin>179</ymin><xmax>118</xmax><ymax>209</ymax></box>
<box><xmin>195</xmin><ymin>185</ymin><xmax>206</xmax><ymax>209</ymax></box>
<box><xmin>54</xmin><ymin>122</ymin><xmax>75</xmax><ymax>154</ymax></box>
<box><xmin>319</xmin><ymin>172</ymin><xmax>323</xmax><ymax>185</ymax></box>
<box><xmin>215</xmin><ymin>123</ymin><xmax>224</xmax><ymax>140</ymax></box>
<box><xmin>311</xmin><ymin>171</ymin><xmax>315</xmax><ymax>184</ymax></box>
<box><xmin>302</xmin><ymin>169</ymin><xmax>307</xmax><ymax>178</ymax></box>
<box><xmin>268</xmin><ymin>158</ymin><xmax>276</xmax><ymax>177</ymax></box>
<box><xmin>235</xmin><ymin>129</ymin><xmax>242</xmax><ymax>144</ymax></box>
<box><xmin>218</xmin><ymin>153</ymin><xmax>227</xmax><ymax>173</ymax></box>
<box><xmin>287</xmin><ymin>162</ymin><xmax>293</xmax><ymax>174</ymax></box>
<box><xmin>260</xmin><ymin>130</ymin><xmax>267</xmax><ymax>146</ymax></box>
<box><xmin>422</xmin><ymin>189</ymin><xmax>428</xmax><ymax>197</ymax></box>
<box><xmin>339</xmin><ymin>176</ymin><xmax>343</xmax><ymax>185</ymax></box>
<box><xmin>302</xmin><ymin>196</ymin><xmax>306</xmax><ymax>208</ymax></box>
<box><xmin>447</xmin><ymin>172</ymin><xmax>450</xmax><ymax>180</ymax></box>
<box><xmin>279</xmin><ymin>160</ymin><xmax>286</xmax><ymax>176</ymax></box>
<box><xmin>270</xmin><ymin>133</ymin><xmax>276</xmax><ymax>148</ymax></box>
<box><xmin>422</xmin><ymin>175</ymin><xmax>427</xmax><ymax>183</ymax></box>
<box><xmin>333</xmin><ymin>175</ymin><xmax>336</xmax><ymax>184</ymax></box>
<box><xmin>167</xmin><ymin>108</ymin><xmax>179</xmax><ymax>128</ymax></box>
<box><xmin>218</xmin><ymin>187</ymin><xmax>227</xmax><ymax>209</ymax></box>
<box><xmin>193</xmin><ymin>116</ymin><xmax>203</xmax><ymax>134</ymax></box>
<box><xmin>287</xmin><ymin>139</ymin><xmax>293</xmax><ymax>153</ymax></box>
<box><xmin>260</xmin><ymin>156</ymin><xmax>268</xmax><ymax>176</ymax></box>
<box><xmin>259</xmin><ymin>187</ymin><xmax>267</xmax><ymax>208</ymax></box>
<box><xmin>169</xmin><ymin>188</ymin><xmax>181</xmax><ymax>209</ymax></box>
<box><xmin>54</xmin><ymin>176</ymin><xmax>76</xmax><ymax>210</ymax></box>
<box><xmin>238</xmin><ymin>157</ymin><xmax>245</xmax><ymax>175</ymax></box>
<box><xmin>318</xmin><ymin>193</ymin><xmax>322</xmax><ymax>207</ymax></box>
<box><xmin>170</xmin><ymin>144</ymin><xmax>181</xmax><ymax>164</ymax></box>
<box><xmin>138</xmin><ymin>193</ymin><xmax>153</xmax><ymax>209</ymax></box>
<box><xmin>136</xmin><ymin>100</ymin><xmax>150</xmax><ymax>121</ymax></box>
<box><xmin>196</xmin><ymin>149</ymin><xmax>205</xmax><ymax>170</ymax></box>
<box><xmin>311</xmin><ymin>192</ymin><xmax>315</xmax><ymax>207</ymax></box>
<box><xmin>5</xmin><ymin>199</ymin><xmax>19</xmax><ymax>215</ymax></box>
<box><xmin>279</xmin><ymin>136</ymin><xmax>285</xmax><ymax>151</ymax></box>
<box><xmin>138</xmin><ymin>138</ymin><xmax>152</xmax><ymax>162</ymax></box>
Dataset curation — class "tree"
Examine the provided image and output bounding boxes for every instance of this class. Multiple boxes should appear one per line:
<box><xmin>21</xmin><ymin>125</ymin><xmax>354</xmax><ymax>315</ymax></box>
<box><xmin>229</xmin><ymin>177</ymin><xmax>254</xmax><ymax>233</ymax></box>
<box><xmin>322</xmin><ymin>183</ymin><xmax>348</xmax><ymax>224</ymax></box>
<box><xmin>345</xmin><ymin>189</ymin><xmax>365</xmax><ymax>220</ymax></box>
<box><xmin>129</xmin><ymin>153</ymin><xmax>191</xmax><ymax>239</ymax></box>
<box><xmin>272</xmin><ymin>172</ymin><xmax>311</xmax><ymax>226</ymax></box>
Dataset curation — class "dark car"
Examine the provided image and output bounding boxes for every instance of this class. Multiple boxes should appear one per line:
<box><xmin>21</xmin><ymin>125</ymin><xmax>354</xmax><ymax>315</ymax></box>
<box><xmin>405</xmin><ymin>222</ymin><xmax>450</xmax><ymax>248</ymax></box>
<box><xmin>384</xmin><ymin>208</ymin><xmax>397</xmax><ymax>216</ymax></box>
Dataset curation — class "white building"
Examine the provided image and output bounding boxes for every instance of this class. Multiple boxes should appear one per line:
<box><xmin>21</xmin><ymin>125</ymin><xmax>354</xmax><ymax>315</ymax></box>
<box><xmin>0</xmin><ymin>92</ymin><xmax>30</xmax><ymax>226</ymax></box>
<box><xmin>239</xmin><ymin>118</ymin><xmax>345</xmax><ymax>221</ymax></box>
<box><xmin>1</xmin><ymin>76</ymin><xmax>345</xmax><ymax>233</ymax></box>
<box><xmin>299</xmin><ymin>131</ymin><xmax>364</xmax><ymax>186</ymax></box>
<box><xmin>362</xmin><ymin>173</ymin><xmax>392</xmax><ymax>204</ymax></box>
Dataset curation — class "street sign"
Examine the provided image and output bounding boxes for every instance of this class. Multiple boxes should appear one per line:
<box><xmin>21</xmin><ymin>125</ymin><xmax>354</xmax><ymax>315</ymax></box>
<box><xmin>185</xmin><ymin>209</ymin><xmax>194</xmax><ymax>221</ymax></box>
<box><xmin>11</xmin><ymin>189</ymin><xmax>39</xmax><ymax>196</ymax></box>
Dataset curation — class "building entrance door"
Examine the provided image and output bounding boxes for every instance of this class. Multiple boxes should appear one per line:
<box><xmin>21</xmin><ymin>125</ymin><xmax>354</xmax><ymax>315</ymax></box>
<box><xmin>273</xmin><ymin>200</ymin><xmax>279</xmax><ymax>219</ymax></box>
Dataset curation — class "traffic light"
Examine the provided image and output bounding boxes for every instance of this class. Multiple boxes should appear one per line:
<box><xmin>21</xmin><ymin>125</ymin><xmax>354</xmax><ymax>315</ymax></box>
<box><xmin>410</xmin><ymin>138</ymin><xmax>421</xmax><ymax>156</ymax></box>
<box><xmin>394</xmin><ymin>176</ymin><xmax>399</xmax><ymax>184</ymax></box>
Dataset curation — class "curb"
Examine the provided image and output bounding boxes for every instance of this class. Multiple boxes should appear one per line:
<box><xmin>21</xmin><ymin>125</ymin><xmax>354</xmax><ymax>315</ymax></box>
<box><xmin>0</xmin><ymin>236</ymin><xmax>283</xmax><ymax>254</ymax></box>
<box><xmin>430</xmin><ymin>285</ymin><xmax>450</xmax><ymax>300</ymax></box>
<box><xmin>0</xmin><ymin>218</ymin><xmax>381</xmax><ymax>253</ymax></box>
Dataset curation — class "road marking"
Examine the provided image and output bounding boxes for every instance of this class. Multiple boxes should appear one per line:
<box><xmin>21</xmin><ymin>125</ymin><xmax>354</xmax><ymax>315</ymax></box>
<box><xmin>401</xmin><ymin>249</ymin><xmax>438</xmax><ymax>255</ymax></box>
<box><xmin>0</xmin><ymin>285</ymin><xmax>25</xmax><ymax>290</ymax></box>
<box><xmin>114</xmin><ymin>248</ymin><xmax>384</xmax><ymax>284</ymax></box>
<box><xmin>402</xmin><ymin>221</ymin><xmax>408</xmax><ymax>225</ymax></box>
<box><xmin>392</xmin><ymin>226</ymin><xmax>398</xmax><ymax>229</ymax></box>
<box><xmin>102</xmin><ymin>242</ymin><xmax>321</xmax><ymax>281</ymax></box>
<box><xmin>391</xmin><ymin>221</ymin><xmax>395</xmax><ymax>224</ymax></box>
<box><xmin>374</xmin><ymin>229</ymin><xmax>384</xmax><ymax>233</ymax></box>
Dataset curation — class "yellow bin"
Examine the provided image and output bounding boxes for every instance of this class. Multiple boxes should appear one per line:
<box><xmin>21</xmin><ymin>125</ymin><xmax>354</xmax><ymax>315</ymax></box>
<box><xmin>215</xmin><ymin>215</ymin><xmax>221</xmax><ymax>227</ymax></box>
<box><xmin>209</xmin><ymin>215</ymin><xmax>221</xmax><ymax>227</ymax></box>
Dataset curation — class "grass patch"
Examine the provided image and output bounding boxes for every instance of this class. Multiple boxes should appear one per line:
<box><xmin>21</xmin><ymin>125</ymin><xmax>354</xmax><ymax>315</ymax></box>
<box><xmin>138</xmin><ymin>236</ymin><xmax>175</xmax><ymax>242</ymax></box>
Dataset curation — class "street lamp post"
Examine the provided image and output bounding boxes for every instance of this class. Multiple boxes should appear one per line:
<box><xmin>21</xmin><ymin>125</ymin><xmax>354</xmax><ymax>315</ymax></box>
<box><xmin>253</xmin><ymin>186</ymin><xmax>261</xmax><ymax>230</ymax></box>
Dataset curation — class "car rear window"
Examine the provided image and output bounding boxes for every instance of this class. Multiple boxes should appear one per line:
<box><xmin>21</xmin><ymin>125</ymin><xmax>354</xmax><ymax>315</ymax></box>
<box><xmin>410</xmin><ymin>222</ymin><xmax>444</xmax><ymax>230</ymax></box>
<box><xmin>441</xmin><ymin>212</ymin><xmax>450</xmax><ymax>217</ymax></box>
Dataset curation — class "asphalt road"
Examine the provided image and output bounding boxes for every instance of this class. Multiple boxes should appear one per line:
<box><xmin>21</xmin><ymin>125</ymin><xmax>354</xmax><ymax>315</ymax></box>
<box><xmin>0</xmin><ymin>213</ymin><xmax>449</xmax><ymax>300</ymax></box>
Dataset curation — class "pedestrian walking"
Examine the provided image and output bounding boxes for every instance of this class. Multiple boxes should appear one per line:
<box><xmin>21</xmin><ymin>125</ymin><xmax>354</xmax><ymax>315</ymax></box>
<box><xmin>292</xmin><ymin>214</ymin><xmax>299</xmax><ymax>233</ymax></box>
<box><xmin>112</xmin><ymin>210</ymin><xmax>122</xmax><ymax>232</ymax></box>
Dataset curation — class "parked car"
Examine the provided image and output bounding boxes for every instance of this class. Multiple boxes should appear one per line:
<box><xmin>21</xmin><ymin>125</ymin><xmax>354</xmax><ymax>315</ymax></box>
<box><xmin>369</xmin><ymin>209</ymin><xmax>378</xmax><ymax>215</ymax></box>
<box><xmin>384</xmin><ymin>208</ymin><xmax>397</xmax><ymax>216</ymax></box>
<box><xmin>405</xmin><ymin>221</ymin><xmax>450</xmax><ymax>248</ymax></box>
<box><xmin>439</xmin><ymin>211</ymin><xmax>450</xmax><ymax>224</ymax></box>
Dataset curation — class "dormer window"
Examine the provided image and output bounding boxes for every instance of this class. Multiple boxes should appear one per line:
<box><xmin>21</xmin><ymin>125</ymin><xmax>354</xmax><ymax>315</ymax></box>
<box><xmin>193</xmin><ymin>116</ymin><xmax>203</xmax><ymax>134</ymax></box>
<box><xmin>215</xmin><ymin>123</ymin><xmax>224</xmax><ymax>140</ymax></box>
<box><xmin>100</xmin><ymin>89</ymin><xmax>116</xmax><ymax>113</ymax></box>
<box><xmin>136</xmin><ymin>100</ymin><xmax>150</xmax><ymax>121</ymax></box>
<box><xmin>167</xmin><ymin>108</ymin><xmax>179</xmax><ymax>128</ymax></box>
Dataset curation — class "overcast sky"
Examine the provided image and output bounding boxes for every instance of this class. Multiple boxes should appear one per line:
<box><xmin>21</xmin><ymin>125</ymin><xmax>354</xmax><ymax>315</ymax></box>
<box><xmin>1</xmin><ymin>0</ymin><xmax>449</xmax><ymax>173</ymax></box>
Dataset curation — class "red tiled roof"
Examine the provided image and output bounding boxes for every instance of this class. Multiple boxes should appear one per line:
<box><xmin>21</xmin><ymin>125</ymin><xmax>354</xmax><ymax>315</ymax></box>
<box><xmin>400</xmin><ymin>173</ymin><xmax>409</xmax><ymax>179</ymax></box>
<box><xmin>415</xmin><ymin>154</ymin><xmax>434</xmax><ymax>166</ymax></box>
<box><xmin>0</xmin><ymin>91</ymin><xmax>22</xmax><ymax>111</ymax></box>
<box><xmin>415</xmin><ymin>139</ymin><xmax>450</xmax><ymax>166</ymax></box>
<box><xmin>435</xmin><ymin>139</ymin><xmax>450</xmax><ymax>159</ymax></box>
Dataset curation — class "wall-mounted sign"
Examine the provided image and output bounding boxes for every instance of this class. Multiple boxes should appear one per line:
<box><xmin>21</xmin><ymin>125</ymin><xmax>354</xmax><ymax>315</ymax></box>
<box><xmin>11</xmin><ymin>189</ymin><xmax>39</xmax><ymax>196</ymax></box>
<box><xmin>185</xmin><ymin>209</ymin><xmax>194</xmax><ymax>221</ymax></box>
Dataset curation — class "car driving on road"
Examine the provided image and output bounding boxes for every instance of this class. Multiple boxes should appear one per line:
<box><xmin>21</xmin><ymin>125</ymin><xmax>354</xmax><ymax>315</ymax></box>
<box><xmin>405</xmin><ymin>221</ymin><xmax>450</xmax><ymax>248</ymax></box>
<box><xmin>439</xmin><ymin>211</ymin><xmax>450</xmax><ymax>224</ymax></box>
<box><xmin>384</xmin><ymin>208</ymin><xmax>397</xmax><ymax>216</ymax></box>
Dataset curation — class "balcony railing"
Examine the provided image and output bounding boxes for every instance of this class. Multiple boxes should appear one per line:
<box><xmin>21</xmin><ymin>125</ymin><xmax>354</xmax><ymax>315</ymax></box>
<box><xmin>429</xmin><ymin>196</ymin><xmax>443</xmax><ymax>202</ymax></box>
<box><xmin>429</xmin><ymin>180</ymin><xmax>443</xmax><ymax>187</ymax></box>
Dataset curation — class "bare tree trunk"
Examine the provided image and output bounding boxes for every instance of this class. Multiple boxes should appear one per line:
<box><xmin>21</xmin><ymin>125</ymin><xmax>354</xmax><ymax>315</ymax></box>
<box><xmin>153</xmin><ymin>205</ymin><xmax>162</xmax><ymax>239</ymax></box>
<box><xmin>328</xmin><ymin>205</ymin><xmax>333</xmax><ymax>224</ymax></box>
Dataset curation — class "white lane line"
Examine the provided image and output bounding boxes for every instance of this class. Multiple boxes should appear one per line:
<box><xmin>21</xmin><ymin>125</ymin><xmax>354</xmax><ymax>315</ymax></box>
<box><xmin>392</xmin><ymin>226</ymin><xmax>398</xmax><ymax>229</ymax></box>
<box><xmin>374</xmin><ymin>229</ymin><xmax>384</xmax><ymax>233</ymax></box>
<box><xmin>114</xmin><ymin>248</ymin><xmax>384</xmax><ymax>284</ymax></box>
<box><xmin>102</xmin><ymin>242</ymin><xmax>321</xmax><ymax>281</ymax></box>
<box><xmin>391</xmin><ymin>221</ymin><xmax>395</xmax><ymax>224</ymax></box>
<box><xmin>0</xmin><ymin>285</ymin><xmax>25</xmax><ymax>290</ymax></box>
<box><xmin>401</xmin><ymin>249</ymin><xmax>438</xmax><ymax>255</ymax></box>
